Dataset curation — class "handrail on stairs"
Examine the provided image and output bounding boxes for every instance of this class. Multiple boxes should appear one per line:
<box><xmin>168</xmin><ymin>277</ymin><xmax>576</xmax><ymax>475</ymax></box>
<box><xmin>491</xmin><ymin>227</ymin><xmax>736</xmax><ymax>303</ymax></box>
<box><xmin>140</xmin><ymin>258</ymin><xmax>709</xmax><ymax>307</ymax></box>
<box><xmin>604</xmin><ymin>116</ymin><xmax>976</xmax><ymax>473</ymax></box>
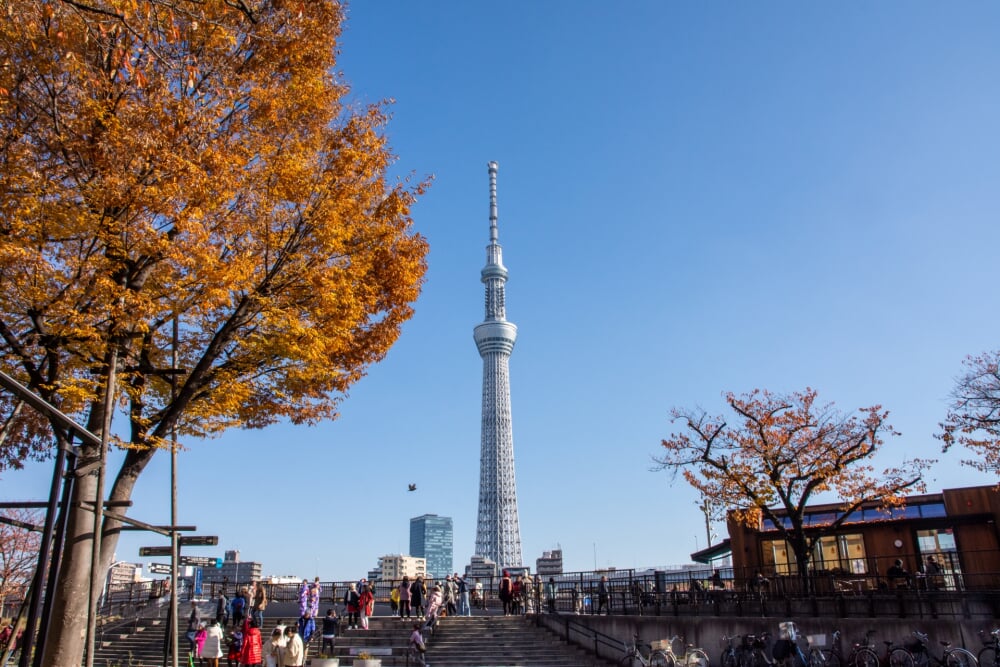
<box><xmin>533</xmin><ymin>612</ymin><xmax>623</xmax><ymax>662</ymax></box>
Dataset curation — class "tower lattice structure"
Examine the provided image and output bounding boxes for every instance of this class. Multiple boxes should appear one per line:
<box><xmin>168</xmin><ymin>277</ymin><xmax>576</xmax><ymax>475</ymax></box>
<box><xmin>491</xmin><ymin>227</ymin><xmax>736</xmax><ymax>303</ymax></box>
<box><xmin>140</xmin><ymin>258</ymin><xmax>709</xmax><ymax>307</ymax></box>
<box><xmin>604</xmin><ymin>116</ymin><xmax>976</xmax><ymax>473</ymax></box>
<box><xmin>473</xmin><ymin>161</ymin><xmax>523</xmax><ymax>571</ymax></box>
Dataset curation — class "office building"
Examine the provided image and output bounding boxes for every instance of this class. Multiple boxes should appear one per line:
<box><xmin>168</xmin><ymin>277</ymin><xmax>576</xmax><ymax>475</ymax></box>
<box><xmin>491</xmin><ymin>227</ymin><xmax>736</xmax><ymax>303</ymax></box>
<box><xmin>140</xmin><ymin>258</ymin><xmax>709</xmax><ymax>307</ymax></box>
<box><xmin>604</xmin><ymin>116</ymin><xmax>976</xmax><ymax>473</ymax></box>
<box><xmin>411</xmin><ymin>514</ymin><xmax>453</xmax><ymax>579</ymax></box>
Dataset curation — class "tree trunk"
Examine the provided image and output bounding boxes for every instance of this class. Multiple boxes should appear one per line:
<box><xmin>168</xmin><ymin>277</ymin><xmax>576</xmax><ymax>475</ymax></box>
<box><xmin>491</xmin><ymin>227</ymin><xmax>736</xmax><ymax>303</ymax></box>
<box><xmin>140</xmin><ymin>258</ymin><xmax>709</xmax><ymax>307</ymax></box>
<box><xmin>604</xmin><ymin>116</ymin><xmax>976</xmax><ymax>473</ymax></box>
<box><xmin>39</xmin><ymin>444</ymin><xmax>152</xmax><ymax>667</ymax></box>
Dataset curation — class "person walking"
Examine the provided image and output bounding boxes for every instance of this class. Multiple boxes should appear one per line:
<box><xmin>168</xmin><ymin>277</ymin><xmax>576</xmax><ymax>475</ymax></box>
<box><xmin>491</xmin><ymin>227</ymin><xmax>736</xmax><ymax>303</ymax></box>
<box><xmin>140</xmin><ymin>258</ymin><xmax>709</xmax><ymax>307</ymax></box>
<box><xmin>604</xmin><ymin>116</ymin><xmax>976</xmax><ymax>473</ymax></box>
<box><xmin>251</xmin><ymin>581</ymin><xmax>268</xmax><ymax>629</ymax></box>
<box><xmin>424</xmin><ymin>584</ymin><xmax>444</xmax><ymax>632</ymax></box>
<box><xmin>201</xmin><ymin>620</ymin><xmax>225</xmax><ymax>667</ymax></box>
<box><xmin>409</xmin><ymin>623</ymin><xmax>427</xmax><ymax>666</ymax></box>
<box><xmin>358</xmin><ymin>583</ymin><xmax>375</xmax><ymax>630</ymax></box>
<box><xmin>389</xmin><ymin>584</ymin><xmax>400</xmax><ymax>616</ymax></box>
<box><xmin>474</xmin><ymin>579</ymin><xmax>485</xmax><ymax>610</ymax></box>
<box><xmin>186</xmin><ymin>602</ymin><xmax>200</xmax><ymax>658</ymax></box>
<box><xmin>215</xmin><ymin>592</ymin><xmax>228</xmax><ymax>627</ymax></box>
<box><xmin>597</xmin><ymin>575</ymin><xmax>611</xmax><ymax>615</ymax></box>
<box><xmin>545</xmin><ymin>577</ymin><xmax>558</xmax><ymax>613</ymax></box>
<box><xmin>320</xmin><ymin>608</ymin><xmax>339</xmax><ymax>656</ymax></box>
<box><xmin>297</xmin><ymin>579</ymin><xmax>310</xmax><ymax>618</ymax></box>
<box><xmin>239</xmin><ymin>617</ymin><xmax>263</xmax><ymax>667</ymax></box>
<box><xmin>282</xmin><ymin>625</ymin><xmax>304</xmax><ymax>667</ymax></box>
<box><xmin>456</xmin><ymin>574</ymin><xmax>471</xmax><ymax>616</ymax></box>
<box><xmin>343</xmin><ymin>583</ymin><xmax>360</xmax><ymax>630</ymax></box>
<box><xmin>265</xmin><ymin>627</ymin><xmax>285</xmax><ymax>667</ymax></box>
<box><xmin>498</xmin><ymin>570</ymin><xmax>513</xmax><ymax>616</ymax></box>
<box><xmin>230</xmin><ymin>589</ymin><xmax>247</xmax><ymax>629</ymax></box>
<box><xmin>308</xmin><ymin>577</ymin><xmax>321</xmax><ymax>620</ymax></box>
<box><xmin>193</xmin><ymin>622</ymin><xmax>207</xmax><ymax>665</ymax></box>
<box><xmin>444</xmin><ymin>575</ymin><xmax>457</xmax><ymax>616</ymax></box>
<box><xmin>410</xmin><ymin>576</ymin><xmax>426</xmax><ymax>619</ymax></box>
<box><xmin>398</xmin><ymin>576</ymin><xmax>412</xmax><ymax>618</ymax></box>
<box><xmin>297</xmin><ymin>610</ymin><xmax>316</xmax><ymax>644</ymax></box>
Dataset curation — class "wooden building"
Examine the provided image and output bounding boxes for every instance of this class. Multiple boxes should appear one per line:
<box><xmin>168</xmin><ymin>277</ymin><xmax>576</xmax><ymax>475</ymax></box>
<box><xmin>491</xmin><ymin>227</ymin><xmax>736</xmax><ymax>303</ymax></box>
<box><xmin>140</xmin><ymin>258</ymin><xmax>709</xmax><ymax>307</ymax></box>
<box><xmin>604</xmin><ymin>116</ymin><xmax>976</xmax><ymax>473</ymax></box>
<box><xmin>721</xmin><ymin>485</ymin><xmax>1000</xmax><ymax>592</ymax></box>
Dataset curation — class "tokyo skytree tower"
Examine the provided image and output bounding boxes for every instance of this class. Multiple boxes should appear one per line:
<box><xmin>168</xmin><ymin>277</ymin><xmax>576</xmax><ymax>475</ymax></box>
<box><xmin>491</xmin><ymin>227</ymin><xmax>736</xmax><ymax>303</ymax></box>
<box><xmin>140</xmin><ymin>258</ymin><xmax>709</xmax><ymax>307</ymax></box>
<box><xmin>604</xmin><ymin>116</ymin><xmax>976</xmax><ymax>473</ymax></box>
<box><xmin>473</xmin><ymin>161</ymin><xmax>523</xmax><ymax>570</ymax></box>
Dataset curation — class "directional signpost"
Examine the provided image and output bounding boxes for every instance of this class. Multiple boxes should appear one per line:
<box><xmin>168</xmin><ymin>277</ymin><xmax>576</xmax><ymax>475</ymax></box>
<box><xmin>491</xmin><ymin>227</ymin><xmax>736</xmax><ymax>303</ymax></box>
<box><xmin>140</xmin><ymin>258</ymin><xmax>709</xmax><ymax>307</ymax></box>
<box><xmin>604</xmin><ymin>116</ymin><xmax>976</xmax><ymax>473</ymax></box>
<box><xmin>139</xmin><ymin>546</ymin><xmax>173</xmax><ymax>557</ymax></box>
<box><xmin>179</xmin><ymin>536</ymin><xmax>218</xmax><ymax>547</ymax></box>
<box><xmin>179</xmin><ymin>556</ymin><xmax>222</xmax><ymax>568</ymax></box>
<box><xmin>148</xmin><ymin>563</ymin><xmax>171</xmax><ymax>575</ymax></box>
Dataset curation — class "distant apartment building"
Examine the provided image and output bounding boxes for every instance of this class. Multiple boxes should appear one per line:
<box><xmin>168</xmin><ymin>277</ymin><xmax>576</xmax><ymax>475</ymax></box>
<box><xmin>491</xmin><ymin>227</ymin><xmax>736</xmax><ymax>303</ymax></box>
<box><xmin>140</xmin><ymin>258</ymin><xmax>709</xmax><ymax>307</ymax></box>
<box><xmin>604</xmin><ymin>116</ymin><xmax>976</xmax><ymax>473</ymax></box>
<box><xmin>536</xmin><ymin>549</ymin><xmax>564</xmax><ymax>576</ymax></box>
<box><xmin>378</xmin><ymin>554</ymin><xmax>427</xmax><ymax>581</ymax></box>
<box><xmin>107</xmin><ymin>561</ymin><xmax>141</xmax><ymax>588</ymax></box>
<box><xmin>464</xmin><ymin>554</ymin><xmax>499</xmax><ymax>580</ymax></box>
<box><xmin>410</xmin><ymin>514</ymin><xmax>453</xmax><ymax>579</ymax></box>
<box><xmin>203</xmin><ymin>549</ymin><xmax>262</xmax><ymax>586</ymax></box>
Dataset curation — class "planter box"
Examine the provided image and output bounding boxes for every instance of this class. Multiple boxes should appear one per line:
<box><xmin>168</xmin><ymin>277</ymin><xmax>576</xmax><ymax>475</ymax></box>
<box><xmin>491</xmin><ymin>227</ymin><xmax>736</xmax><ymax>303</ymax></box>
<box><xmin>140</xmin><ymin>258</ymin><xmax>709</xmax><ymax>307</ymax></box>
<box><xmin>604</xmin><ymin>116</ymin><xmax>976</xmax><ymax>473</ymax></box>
<box><xmin>310</xmin><ymin>660</ymin><xmax>339</xmax><ymax>667</ymax></box>
<box><xmin>352</xmin><ymin>660</ymin><xmax>380</xmax><ymax>667</ymax></box>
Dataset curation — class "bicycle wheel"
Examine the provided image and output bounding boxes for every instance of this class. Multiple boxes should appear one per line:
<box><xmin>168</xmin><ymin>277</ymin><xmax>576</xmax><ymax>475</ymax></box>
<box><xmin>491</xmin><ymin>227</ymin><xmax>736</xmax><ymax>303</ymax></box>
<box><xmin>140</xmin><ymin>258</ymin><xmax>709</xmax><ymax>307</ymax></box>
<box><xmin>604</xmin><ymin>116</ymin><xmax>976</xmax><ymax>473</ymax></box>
<box><xmin>809</xmin><ymin>648</ymin><xmax>840</xmax><ymax>667</ymax></box>
<box><xmin>979</xmin><ymin>647</ymin><xmax>998</xmax><ymax>667</ymax></box>
<box><xmin>755</xmin><ymin>648</ymin><xmax>775</xmax><ymax>667</ymax></box>
<box><xmin>889</xmin><ymin>648</ymin><xmax>916</xmax><ymax>667</ymax></box>
<box><xmin>852</xmin><ymin>648</ymin><xmax>878</xmax><ymax>667</ymax></box>
<box><xmin>620</xmin><ymin>653</ymin><xmax>641</xmax><ymax>667</ymax></box>
<box><xmin>945</xmin><ymin>648</ymin><xmax>978</xmax><ymax>667</ymax></box>
<box><xmin>651</xmin><ymin>650</ymin><xmax>675</xmax><ymax>667</ymax></box>
<box><xmin>688</xmin><ymin>648</ymin><xmax>711</xmax><ymax>667</ymax></box>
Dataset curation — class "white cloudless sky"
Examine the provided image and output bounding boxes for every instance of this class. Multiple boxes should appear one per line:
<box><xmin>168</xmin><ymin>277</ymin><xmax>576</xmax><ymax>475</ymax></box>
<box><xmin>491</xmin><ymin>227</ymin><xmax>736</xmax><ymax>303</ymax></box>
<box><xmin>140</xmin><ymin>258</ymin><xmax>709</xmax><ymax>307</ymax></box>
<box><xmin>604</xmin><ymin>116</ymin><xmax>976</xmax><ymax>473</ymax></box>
<box><xmin>3</xmin><ymin>1</ymin><xmax>1000</xmax><ymax>580</ymax></box>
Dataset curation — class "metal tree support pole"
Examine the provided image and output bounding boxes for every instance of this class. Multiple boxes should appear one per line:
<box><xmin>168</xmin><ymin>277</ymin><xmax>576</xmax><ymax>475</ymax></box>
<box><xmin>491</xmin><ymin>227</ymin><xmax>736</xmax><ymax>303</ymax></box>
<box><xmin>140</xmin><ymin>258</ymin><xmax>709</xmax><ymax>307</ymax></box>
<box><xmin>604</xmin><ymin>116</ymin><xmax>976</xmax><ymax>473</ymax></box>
<box><xmin>168</xmin><ymin>314</ymin><xmax>179</xmax><ymax>667</ymax></box>
<box><xmin>16</xmin><ymin>442</ymin><xmax>65</xmax><ymax>667</ymax></box>
<box><xmin>84</xmin><ymin>348</ymin><xmax>118</xmax><ymax>667</ymax></box>
<box><xmin>32</xmin><ymin>444</ymin><xmax>77</xmax><ymax>667</ymax></box>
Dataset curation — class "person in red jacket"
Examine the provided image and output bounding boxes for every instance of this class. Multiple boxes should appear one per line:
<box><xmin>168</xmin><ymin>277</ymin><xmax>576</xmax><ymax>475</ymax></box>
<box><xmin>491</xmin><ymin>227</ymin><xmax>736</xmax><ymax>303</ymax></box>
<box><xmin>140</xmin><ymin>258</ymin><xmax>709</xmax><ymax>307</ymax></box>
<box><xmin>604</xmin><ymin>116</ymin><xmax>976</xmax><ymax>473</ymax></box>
<box><xmin>239</xmin><ymin>617</ymin><xmax>263</xmax><ymax>667</ymax></box>
<box><xmin>358</xmin><ymin>583</ymin><xmax>375</xmax><ymax>630</ymax></box>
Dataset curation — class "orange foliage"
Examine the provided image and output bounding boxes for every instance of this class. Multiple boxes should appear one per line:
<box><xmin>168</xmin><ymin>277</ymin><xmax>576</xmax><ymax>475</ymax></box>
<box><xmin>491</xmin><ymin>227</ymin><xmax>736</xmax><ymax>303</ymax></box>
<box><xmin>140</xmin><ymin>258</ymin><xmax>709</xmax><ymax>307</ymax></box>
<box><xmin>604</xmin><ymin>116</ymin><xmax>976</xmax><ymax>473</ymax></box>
<box><xmin>0</xmin><ymin>4</ymin><xmax>427</xmax><ymax>663</ymax></box>
<box><xmin>657</xmin><ymin>388</ymin><xmax>933</xmax><ymax>568</ymax></box>
<box><xmin>0</xmin><ymin>0</ymin><xmax>428</xmax><ymax>450</ymax></box>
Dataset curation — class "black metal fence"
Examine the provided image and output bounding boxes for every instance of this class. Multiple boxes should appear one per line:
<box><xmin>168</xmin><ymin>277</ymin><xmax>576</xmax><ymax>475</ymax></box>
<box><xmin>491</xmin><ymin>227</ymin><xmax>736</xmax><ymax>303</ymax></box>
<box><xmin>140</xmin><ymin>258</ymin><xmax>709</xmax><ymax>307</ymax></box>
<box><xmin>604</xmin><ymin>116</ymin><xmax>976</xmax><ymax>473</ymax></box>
<box><xmin>87</xmin><ymin>549</ymin><xmax>1000</xmax><ymax>623</ymax></box>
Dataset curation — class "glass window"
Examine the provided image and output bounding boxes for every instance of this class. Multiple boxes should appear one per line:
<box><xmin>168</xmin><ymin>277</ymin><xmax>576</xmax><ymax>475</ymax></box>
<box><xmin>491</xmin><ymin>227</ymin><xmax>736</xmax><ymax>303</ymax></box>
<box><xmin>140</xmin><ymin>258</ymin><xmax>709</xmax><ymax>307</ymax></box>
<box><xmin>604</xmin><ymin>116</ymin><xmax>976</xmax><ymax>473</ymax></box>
<box><xmin>762</xmin><ymin>539</ymin><xmax>797</xmax><ymax>575</ymax></box>
<box><xmin>807</xmin><ymin>512</ymin><xmax>838</xmax><ymax>526</ymax></box>
<box><xmin>890</xmin><ymin>506</ymin><xmax>921</xmax><ymax>519</ymax></box>
<box><xmin>916</xmin><ymin>528</ymin><xmax>961</xmax><ymax>590</ymax></box>
<box><xmin>862</xmin><ymin>507</ymin><xmax>891</xmax><ymax>521</ymax></box>
<box><xmin>918</xmin><ymin>503</ymin><xmax>947</xmax><ymax>518</ymax></box>
<box><xmin>842</xmin><ymin>510</ymin><xmax>862</xmax><ymax>524</ymax></box>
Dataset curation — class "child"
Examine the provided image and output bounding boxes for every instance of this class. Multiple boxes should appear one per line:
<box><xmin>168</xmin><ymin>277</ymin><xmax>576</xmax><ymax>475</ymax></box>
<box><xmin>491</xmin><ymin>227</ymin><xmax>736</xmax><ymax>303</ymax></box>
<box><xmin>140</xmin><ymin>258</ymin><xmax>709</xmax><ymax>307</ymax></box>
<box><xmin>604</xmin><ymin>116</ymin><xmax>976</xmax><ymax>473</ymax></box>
<box><xmin>409</xmin><ymin>623</ymin><xmax>427</xmax><ymax>666</ymax></box>
<box><xmin>226</xmin><ymin>627</ymin><xmax>243</xmax><ymax>667</ymax></box>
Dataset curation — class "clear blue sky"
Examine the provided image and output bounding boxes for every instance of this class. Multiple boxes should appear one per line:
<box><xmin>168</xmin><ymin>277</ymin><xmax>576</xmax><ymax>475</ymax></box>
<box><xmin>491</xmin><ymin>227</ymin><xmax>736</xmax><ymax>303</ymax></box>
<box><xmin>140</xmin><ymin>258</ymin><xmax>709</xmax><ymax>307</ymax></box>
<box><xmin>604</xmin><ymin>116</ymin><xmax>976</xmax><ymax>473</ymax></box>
<box><xmin>4</xmin><ymin>1</ymin><xmax>1000</xmax><ymax>580</ymax></box>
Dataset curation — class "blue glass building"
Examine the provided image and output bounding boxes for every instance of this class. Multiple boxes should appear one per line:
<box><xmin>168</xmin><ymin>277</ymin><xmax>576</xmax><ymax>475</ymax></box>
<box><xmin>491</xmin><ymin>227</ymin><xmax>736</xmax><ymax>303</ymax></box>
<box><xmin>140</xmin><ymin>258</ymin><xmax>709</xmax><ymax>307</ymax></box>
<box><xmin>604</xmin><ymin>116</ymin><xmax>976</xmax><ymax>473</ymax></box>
<box><xmin>410</xmin><ymin>514</ymin><xmax>453</xmax><ymax>579</ymax></box>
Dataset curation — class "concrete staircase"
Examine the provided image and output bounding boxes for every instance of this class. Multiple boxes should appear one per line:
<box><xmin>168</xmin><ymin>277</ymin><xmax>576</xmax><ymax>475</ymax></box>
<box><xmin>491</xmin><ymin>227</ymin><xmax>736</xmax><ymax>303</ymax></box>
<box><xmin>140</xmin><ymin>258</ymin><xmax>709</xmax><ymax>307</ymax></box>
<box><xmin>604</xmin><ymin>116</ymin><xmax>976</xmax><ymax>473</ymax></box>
<box><xmin>87</xmin><ymin>601</ymin><xmax>325</xmax><ymax>666</ymax></box>
<box><xmin>85</xmin><ymin>607</ymin><xmax>616</xmax><ymax>666</ymax></box>
<box><xmin>422</xmin><ymin>615</ymin><xmax>616</xmax><ymax>667</ymax></box>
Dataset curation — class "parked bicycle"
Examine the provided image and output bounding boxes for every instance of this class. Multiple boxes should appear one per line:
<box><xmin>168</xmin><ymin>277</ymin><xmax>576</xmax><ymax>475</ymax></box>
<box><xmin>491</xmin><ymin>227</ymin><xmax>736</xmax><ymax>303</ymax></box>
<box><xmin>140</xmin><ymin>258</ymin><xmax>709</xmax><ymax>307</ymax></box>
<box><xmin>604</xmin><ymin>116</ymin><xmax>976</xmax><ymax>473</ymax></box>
<box><xmin>808</xmin><ymin>629</ymin><xmax>879</xmax><ymax>667</ymax></box>
<box><xmin>978</xmin><ymin>629</ymin><xmax>1000</xmax><ymax>667</ymax></box>
<box><xmin>658</xmin><ymin>635</ymin><xmax>711</xmax><ymax>667</ymax></box>
<box><xmin>721</xmin><ymin>634</ymin><xmax>749</xmax><ymax>667</ymax></box>
<box><xmin>620</xmin><ymin>634</ymin><xmax>671</xmax><ymax>667</ymax></box>
<box><xmin>745</xmin><ymin>632</ymin><xmax>775</xmax><ymax>667</ymax></box>
<box><xmin>893</xmin><ymin>631</ymin><xmax>978</xmax><ymax>667</ymax></box>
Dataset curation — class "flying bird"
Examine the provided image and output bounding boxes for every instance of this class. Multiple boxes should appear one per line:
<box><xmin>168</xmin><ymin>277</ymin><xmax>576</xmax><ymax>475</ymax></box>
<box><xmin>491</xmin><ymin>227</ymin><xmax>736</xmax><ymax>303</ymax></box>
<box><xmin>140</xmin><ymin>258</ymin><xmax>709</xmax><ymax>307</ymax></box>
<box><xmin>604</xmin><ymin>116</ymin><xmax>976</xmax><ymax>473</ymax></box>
<box><xmin>408</xmin><ymin>484</ymin><xmax>417</xmax><ymax>492</ymax></box>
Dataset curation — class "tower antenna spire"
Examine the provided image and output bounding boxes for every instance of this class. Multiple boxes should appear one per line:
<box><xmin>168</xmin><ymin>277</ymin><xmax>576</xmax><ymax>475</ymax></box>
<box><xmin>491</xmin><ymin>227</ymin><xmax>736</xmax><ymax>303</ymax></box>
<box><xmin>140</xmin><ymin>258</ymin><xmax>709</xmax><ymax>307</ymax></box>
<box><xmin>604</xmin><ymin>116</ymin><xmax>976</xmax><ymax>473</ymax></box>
<box><xmin>488</xmin><ymin>161</ymin><xmax>499</xmax><ymax>243</ymax></box>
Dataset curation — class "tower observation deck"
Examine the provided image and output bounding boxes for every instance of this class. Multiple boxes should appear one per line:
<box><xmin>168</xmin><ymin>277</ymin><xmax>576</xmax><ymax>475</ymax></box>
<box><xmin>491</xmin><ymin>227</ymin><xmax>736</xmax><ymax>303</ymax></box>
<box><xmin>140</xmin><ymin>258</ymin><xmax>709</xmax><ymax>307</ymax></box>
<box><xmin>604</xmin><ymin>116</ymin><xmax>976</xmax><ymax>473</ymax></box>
<box><xmin>473</xmin><ymin>161</ymin><xmax>523</xmax><ymax>571</ymax></box>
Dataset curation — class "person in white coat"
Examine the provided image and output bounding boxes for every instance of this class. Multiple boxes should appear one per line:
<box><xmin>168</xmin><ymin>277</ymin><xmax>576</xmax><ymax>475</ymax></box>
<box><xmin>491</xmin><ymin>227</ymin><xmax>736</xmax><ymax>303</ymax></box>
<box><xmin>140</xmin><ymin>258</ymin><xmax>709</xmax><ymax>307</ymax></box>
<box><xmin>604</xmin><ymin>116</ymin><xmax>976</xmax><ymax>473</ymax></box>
<box><xmin>200</xmin><ymin>620</ymin><xmax>225</xmax><ymax>667</ymax></box>
<box><xmin>281</xmin><ymin>625</ymin><xmax>304</xmax><ymax>667</ymax></box>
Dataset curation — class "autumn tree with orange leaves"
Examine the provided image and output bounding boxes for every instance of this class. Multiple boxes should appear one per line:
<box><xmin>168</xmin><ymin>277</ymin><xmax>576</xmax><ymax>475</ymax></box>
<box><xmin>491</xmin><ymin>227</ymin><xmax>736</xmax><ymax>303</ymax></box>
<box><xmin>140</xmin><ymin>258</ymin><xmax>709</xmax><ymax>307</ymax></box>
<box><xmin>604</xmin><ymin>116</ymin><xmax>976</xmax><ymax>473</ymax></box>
<box><xmin>656</xmin><ymin>388</ymin><xmax>932</xmax><ymax>578</ymax></box>
<box><xmin>938</xmin><ymin>351</ymin><xmax>1000</xmax><ymax>478</ymax></box>
<box><xmin>0</xmin><ymin>1</ymin><xmax>428</xmax><ymax>665</ymax></box>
